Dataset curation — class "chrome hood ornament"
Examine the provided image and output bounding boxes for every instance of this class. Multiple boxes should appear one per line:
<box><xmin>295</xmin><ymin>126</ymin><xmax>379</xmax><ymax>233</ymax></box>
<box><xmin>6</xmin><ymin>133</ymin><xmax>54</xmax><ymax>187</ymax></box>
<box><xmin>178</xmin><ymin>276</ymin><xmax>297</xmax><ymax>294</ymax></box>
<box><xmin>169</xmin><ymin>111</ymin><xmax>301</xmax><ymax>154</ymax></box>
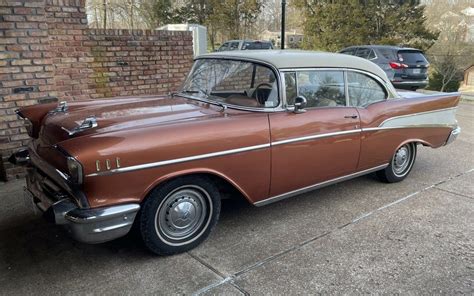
<box><xmin>62</xmin><ymin>116</ymin><xmax>98</xmax><ymax>136</ymax></box>
<box><xmin>49</xmin><ymin>101</ymin><xmax>68</xmax><ymax>115</ymax></box>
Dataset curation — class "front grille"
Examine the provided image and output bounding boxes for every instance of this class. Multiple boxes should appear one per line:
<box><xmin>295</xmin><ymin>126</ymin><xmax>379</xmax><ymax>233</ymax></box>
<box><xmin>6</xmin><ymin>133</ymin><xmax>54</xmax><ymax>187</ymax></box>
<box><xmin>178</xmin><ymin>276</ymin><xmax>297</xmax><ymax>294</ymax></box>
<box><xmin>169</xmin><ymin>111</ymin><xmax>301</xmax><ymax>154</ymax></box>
<box><xmin>27</xmin><ymin>167</ymin><xmax>70</xmax><ymax>203</ymax></box>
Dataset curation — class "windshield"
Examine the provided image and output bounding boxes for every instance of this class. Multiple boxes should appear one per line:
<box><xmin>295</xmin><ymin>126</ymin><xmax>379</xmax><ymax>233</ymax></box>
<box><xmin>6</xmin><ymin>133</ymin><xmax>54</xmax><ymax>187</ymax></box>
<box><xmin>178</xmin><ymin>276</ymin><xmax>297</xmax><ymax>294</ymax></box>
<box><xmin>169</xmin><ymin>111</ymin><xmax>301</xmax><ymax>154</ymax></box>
<box><xmin>180</xmin><ymin>59</ymin><xmax>279</xmax><ymax>108</ymax></box>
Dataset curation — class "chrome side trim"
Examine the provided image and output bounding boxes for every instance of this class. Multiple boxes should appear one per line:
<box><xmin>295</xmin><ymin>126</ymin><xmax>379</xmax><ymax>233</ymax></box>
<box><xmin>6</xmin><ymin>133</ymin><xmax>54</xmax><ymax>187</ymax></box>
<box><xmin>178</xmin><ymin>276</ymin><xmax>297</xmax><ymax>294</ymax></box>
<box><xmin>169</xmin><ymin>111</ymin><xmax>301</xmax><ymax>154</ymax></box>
<box><xmin>272</xmin><ymin>129</ymin><xmax>361</xmax><ymax>146</ymax></box>
<box><xmin>362</xmin><ymin>124</ymin><xmax>456</xmax><ymax>132</ymax></box>
<box><xmin>254</xmin><ymin>164</ymin><xmax>389</xmax><ymax>207</ymax></box>
<box><xmin>86</xmin><ymin>143</ymin><xmax>271</xmax><ymax>177</ymax></box>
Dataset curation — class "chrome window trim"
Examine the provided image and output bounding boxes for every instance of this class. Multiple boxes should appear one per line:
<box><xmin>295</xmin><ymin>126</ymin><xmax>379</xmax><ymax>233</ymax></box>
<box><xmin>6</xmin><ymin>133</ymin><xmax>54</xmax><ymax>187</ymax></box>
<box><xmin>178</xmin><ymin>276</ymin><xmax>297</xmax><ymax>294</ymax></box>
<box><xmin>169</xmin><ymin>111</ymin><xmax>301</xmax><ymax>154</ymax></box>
<box><xmin>344</xmin><ymin>70</ymin><xmax>350</xmax><ymax>106</ymax></box>
<box><xmin>254</xmin><ymin>163</ymin><xmax>389</xmax><ymax>206</ymax></box>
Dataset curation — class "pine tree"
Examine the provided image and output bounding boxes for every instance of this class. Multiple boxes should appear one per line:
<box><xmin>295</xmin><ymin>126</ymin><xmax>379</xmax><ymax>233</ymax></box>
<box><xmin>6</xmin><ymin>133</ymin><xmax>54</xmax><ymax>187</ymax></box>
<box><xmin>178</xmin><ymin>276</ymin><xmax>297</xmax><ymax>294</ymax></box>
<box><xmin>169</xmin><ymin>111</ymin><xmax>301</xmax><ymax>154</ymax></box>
<box><xmin>295</xmin><ymin>0</ymin><xmax>438</xmax><ymax>51</ymax></box>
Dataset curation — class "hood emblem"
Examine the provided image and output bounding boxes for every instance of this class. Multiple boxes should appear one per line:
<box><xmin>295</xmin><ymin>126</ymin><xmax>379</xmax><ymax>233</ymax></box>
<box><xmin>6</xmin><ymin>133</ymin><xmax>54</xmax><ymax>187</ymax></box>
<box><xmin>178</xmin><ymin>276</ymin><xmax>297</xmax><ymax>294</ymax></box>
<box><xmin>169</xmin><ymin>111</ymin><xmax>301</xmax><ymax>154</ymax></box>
<box><xmin>62</xmin><ymin>116</ymin><xmax>98</xmax><ymax>136</ymax></box>
<box><xmin>49</xmin><ymin>101</ymin><xmax>68</xmax><ymax>115</ymax></box>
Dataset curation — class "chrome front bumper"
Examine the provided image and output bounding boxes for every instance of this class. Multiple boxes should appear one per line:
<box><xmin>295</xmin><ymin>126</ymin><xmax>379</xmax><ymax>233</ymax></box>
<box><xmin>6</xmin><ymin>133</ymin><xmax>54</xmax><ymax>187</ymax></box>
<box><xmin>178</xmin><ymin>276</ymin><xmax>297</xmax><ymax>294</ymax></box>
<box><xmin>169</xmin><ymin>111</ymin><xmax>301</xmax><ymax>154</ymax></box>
<box><xmin>445</xmin><ymin>126</ymin><xmax>461</xmax><ymax>145</ymax></box>
<box><xmin>12</xmin><ymin>147</ymin><xmax>140</xmax><ymax>244</ymax></box>
<box><xmin>24</xmin><ymin>185</ymin><xmax>140</xmax><ymax>244</ymax></box>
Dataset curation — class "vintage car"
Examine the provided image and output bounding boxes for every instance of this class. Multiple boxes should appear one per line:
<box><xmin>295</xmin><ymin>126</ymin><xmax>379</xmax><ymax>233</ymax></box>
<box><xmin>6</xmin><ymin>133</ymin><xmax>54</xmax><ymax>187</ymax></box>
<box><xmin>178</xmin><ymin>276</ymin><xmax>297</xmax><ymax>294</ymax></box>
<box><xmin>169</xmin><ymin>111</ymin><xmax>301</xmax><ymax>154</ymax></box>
<box><xmin>10</xmin><ymin>51</ymin><xmax>460</xmax><ymax>255</ymax></box>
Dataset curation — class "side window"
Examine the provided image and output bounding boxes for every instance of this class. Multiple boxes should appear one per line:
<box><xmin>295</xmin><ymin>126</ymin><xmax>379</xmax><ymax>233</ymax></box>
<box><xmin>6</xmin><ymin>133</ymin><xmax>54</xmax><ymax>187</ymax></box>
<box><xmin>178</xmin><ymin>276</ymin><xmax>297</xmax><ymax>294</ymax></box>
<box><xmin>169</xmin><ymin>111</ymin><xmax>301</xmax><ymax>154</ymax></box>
<box><xmin>219</xmin><ymin>43</ymin><xmax>229</xmax><ymax>51</ymax></box>
<box><xmin>284</xmin><ymin>72</ymin><xmax>297</xmax><ymax>106</ymax></box>
<box><xmin>355</xmin><ymin>48</ymin><xmax>370</xmax><ymax>59</ymax></box>
<box><xmin>296</xmin><ymin>71</ymin><xmax>346</xmax><ymax>108</ymax></box>
<box><xmin>229</xmin><ymin>42</ymin><xmax>239</xmax><ymax>50</ymax></box>
<box><xmin>347</xmin><ymin>72</ymin><xmax>387</xmax><ymax>107</ymax></box>
<box><xmin>378</xmin><ymin>49</ymin><xmax>396</xmax><ymax>60</ymax></box>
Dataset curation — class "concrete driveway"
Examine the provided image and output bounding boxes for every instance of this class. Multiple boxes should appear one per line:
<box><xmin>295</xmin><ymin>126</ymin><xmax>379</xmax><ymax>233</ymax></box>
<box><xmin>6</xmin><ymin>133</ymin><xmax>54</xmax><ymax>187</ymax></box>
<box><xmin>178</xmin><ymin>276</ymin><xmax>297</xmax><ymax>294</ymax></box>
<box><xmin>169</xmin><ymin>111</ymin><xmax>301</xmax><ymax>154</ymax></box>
<box><xmin>1</xmin><ymin>104</ymin><xmax>473</xmax><ymax>295</ymax></box>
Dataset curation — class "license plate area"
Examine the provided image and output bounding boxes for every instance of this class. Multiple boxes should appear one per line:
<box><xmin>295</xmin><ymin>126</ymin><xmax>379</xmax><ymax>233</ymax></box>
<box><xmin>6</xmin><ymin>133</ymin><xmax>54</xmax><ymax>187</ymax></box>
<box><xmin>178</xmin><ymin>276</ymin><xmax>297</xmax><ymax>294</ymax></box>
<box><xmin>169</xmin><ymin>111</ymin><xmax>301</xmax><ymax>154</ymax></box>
<box><xmin>412</xmin><ymin>69</ymin><xmax>421</xmax><ymax>74</ymax></box>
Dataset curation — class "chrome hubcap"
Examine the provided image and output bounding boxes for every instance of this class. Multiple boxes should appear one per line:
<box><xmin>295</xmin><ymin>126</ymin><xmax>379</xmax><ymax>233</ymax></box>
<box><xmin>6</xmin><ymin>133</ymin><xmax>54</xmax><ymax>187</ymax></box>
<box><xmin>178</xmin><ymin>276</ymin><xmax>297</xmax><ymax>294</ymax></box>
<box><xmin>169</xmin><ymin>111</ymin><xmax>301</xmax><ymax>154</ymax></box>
<box><xmin>156</xmin><ymin>187</ymin><xmax>209</xmax><ymax>242</ymax></box>
<box><xmin>392</xmin><ymin>145</ymin><xmax>412</xmax><ymax>176</ymax></box>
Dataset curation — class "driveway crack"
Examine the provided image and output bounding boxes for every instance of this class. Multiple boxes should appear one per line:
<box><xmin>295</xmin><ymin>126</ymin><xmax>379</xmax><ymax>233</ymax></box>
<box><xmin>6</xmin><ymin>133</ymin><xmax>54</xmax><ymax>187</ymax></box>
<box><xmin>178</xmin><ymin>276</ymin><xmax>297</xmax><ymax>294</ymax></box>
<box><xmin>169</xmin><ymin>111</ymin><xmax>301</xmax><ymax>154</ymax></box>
<box><xmin>434</xmin><ymin>187</ymin><xmax>474</xmax><ymax>200</ymax></box>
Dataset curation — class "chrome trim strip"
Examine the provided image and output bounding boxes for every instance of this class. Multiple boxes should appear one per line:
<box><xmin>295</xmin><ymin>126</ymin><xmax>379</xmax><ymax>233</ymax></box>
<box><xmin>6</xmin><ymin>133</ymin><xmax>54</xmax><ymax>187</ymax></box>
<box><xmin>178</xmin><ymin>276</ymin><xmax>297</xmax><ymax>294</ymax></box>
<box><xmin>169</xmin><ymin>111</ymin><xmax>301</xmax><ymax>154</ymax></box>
<box><xmin>86</xmin><ymin>143</ymin><xmax>271</xmax><ymax>177</ymax></box>
<box><xmin>254</xmin><ymin>164</ymin><xmax>389</xmax><ymax>207</ymax></box>
<box><xmin>272</xmin><ymin>129</ymin><xmax>361</xmax><ymax>146</ymax></box>
<box><xmin>362</xmin><ymin>124</ymin><xmax>456</xmax><ymax>132</ymax></box>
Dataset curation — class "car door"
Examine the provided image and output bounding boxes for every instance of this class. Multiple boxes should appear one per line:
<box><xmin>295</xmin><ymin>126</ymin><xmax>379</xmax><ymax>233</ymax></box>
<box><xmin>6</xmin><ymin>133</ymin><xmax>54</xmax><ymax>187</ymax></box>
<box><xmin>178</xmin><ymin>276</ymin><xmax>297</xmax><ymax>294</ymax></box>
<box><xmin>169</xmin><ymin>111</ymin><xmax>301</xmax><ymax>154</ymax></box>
<box><xmin>268</xmin><ymin>70</ymin><xmax>361</xmax><ymax>198</ymax></box>
<box><xmin>345</xmin><ymin>70</ymin><xmax>396</xmax><ymax>170</ymax></box>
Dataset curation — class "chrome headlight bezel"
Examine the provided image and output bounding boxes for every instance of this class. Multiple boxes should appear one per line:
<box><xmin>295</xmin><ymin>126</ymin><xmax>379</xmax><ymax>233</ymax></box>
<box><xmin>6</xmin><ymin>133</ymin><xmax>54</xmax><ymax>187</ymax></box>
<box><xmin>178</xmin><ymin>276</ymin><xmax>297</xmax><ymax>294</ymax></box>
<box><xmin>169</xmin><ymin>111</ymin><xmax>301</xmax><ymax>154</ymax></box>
<box><xmin>66</xmin><ymin>156</ymin><xmax>84</xmax><ymax>184</ymax></box>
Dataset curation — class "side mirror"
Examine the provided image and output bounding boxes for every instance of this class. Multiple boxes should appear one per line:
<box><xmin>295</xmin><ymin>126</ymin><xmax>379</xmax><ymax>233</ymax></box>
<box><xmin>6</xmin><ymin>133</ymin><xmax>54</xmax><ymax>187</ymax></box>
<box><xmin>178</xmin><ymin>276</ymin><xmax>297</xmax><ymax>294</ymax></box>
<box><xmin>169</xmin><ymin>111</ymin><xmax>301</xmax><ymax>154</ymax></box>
<box><xmin>293</xmin><ymin>96</ymin><xmax>307</xmax><ymax>114</ymax></box>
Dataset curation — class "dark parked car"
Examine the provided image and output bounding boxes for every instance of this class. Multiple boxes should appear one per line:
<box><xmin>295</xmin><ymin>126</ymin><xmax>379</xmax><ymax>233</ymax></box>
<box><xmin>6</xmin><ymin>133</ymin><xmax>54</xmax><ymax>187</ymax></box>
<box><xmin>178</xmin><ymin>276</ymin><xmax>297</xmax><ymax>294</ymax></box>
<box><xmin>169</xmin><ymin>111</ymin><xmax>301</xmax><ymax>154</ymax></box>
<box><xmin>216</xmin><ymin>40</ymin><xmax>273</xmax><ymax>51</ymax></box>
<box><xmin>339</xmin><ymin>45</ymin><xmax>429</xmax><ymax>90</ymax></box>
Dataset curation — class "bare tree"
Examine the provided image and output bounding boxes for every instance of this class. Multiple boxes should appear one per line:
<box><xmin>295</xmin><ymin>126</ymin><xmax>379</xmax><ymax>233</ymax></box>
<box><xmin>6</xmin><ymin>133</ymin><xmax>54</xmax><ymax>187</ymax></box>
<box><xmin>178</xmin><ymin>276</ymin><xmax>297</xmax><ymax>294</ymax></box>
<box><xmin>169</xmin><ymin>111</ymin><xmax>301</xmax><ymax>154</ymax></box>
<box><xmin>425</xmin><ymin>0</ymin><xmax>473</xmax><ymax>91</ymax></box>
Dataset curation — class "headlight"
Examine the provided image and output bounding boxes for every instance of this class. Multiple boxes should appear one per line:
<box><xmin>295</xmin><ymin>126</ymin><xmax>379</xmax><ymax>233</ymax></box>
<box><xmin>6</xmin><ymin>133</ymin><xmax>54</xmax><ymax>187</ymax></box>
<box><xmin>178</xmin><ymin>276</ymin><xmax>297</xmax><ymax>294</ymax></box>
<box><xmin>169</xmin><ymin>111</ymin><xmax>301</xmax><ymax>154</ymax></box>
<box><xmin>67</xmin><ymin>157</ymin><xmax>83</xmax><ymax>184</ymax></box>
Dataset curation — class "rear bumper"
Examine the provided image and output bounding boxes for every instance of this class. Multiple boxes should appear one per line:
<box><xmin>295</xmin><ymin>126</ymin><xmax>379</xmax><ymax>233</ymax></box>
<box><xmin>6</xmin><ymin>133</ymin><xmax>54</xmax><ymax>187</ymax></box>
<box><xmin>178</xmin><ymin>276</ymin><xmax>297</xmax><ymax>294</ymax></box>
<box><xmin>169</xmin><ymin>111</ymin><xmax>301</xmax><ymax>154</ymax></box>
<box><xmin>12</xmin><ymin>147</ymin><xmax>140</xmax><ymax>244</ymax></box>
<box><xmin>445</xmin><ymin>126</ymin><xmax>461</xmax><ymax>145</ymax></box>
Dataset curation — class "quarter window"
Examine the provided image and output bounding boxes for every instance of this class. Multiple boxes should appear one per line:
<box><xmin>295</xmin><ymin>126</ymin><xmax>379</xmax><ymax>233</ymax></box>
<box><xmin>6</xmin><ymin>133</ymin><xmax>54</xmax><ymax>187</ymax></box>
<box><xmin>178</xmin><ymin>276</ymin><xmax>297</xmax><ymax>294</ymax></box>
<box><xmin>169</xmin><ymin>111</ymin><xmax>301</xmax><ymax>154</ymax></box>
<box><xmin>367</xmin><ymin>49</ymin><xmax>376</xmax><ymax>60</ymax></box>
<box><xmin>347</xmin><ymin>72</ymin><xmax>387</xmax><ymax>107</ymax></box>
<box><xmin>296</xmin><ymin>71</ymin><xmax>346</xmax><ymax>107</ymax></box>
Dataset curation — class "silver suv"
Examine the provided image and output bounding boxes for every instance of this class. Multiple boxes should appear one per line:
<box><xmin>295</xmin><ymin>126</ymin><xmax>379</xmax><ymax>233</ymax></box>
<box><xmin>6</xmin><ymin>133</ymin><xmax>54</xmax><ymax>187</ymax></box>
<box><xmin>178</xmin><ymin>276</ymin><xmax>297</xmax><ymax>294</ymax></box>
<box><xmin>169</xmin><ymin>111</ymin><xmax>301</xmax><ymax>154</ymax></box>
<box><xmin>339</xmin><ymin>45</ymin><xmax>429</xmax><ymax>90</ymax></box>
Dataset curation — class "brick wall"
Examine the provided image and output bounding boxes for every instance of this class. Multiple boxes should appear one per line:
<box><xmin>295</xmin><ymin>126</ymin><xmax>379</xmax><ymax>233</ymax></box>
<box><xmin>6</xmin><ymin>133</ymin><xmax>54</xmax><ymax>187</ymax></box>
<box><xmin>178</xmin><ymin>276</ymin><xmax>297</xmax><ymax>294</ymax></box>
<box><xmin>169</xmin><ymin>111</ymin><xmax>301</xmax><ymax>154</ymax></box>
<box><xmin>0</xmin><ymin>0</ymin><xmax>194</xmax><ymax>181</ymax></box>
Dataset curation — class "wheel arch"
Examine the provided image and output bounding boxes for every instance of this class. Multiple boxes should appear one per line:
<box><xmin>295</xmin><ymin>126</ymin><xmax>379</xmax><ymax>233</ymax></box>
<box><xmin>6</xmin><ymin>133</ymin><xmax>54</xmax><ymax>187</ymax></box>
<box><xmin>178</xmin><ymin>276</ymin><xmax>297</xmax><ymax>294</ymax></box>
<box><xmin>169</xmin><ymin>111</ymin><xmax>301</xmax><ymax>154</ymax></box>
<box><xmin>391</xmin><ymin>138</ymin><xmax>428</xmax><ymax>156</ymax></box>
<box><xmin>140</xmin><ymin>168</ymin><xmax>253</xmax><ymax>205</ymax></box>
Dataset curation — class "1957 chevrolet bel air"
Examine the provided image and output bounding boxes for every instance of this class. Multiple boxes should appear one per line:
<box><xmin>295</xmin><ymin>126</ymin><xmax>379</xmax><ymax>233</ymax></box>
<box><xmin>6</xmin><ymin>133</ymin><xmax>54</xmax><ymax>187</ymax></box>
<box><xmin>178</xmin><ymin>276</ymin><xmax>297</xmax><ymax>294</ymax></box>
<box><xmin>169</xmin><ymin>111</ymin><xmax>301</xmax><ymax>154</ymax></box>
<box><xmin>10</xmin><ymin>51</ymin><xmax>460</xmax><ymax>255</ymax></box>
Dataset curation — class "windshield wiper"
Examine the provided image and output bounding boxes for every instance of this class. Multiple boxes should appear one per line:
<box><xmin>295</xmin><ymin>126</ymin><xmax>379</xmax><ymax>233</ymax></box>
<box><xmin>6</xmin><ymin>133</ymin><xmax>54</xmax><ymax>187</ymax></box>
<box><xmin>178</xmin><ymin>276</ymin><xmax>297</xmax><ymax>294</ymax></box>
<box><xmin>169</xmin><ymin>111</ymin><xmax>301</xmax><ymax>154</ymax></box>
<box><xmin>178</xmin><ymin>91</ymin><xmax>227</xmax><ymax>111</ymax></box>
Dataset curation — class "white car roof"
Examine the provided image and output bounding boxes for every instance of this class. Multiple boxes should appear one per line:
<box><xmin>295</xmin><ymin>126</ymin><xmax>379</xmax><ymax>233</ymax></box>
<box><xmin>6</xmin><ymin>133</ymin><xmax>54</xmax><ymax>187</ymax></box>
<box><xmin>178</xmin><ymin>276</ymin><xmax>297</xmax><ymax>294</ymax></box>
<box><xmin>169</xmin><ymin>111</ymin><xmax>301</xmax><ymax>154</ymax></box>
<box><xmin>198</xmin><ymin>50</ymin><xmax>390</xmax><ymax>83</ymax></box>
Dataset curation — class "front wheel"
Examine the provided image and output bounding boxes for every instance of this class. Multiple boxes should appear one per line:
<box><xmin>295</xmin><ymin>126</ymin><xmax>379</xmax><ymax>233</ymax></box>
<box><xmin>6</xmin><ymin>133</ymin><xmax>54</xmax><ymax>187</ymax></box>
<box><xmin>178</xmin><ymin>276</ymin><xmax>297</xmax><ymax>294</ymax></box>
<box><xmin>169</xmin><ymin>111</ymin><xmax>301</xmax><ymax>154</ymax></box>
<box><xmin>377</xmin><ymin>143</ymin><xmax>417</xmax><ymax>183</ymax></box>
<box><xmin>140</xmin><ymin>176</ymin><xmax>221</xmax><ymax>255</ymax></box>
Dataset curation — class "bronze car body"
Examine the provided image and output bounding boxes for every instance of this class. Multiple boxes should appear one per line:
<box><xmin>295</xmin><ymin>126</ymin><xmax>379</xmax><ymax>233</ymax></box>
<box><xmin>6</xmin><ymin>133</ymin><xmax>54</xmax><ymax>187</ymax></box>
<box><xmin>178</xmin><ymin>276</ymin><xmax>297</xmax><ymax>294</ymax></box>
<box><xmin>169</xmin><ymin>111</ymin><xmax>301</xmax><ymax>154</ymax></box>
<box><xmin>11</xmin><ymin>51</ymin><xmax>460</xmax><ymax>254</ymax></box>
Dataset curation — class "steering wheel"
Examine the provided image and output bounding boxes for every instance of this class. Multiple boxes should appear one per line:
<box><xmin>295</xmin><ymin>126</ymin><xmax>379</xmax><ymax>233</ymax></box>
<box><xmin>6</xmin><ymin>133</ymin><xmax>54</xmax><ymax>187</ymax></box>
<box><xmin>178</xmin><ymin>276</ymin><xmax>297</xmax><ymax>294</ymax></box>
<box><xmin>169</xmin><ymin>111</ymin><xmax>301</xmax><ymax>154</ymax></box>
<box><xmin>253</xmin><ymin>83</ymin><xmax>273</xmax><ymax>105</ymax></box>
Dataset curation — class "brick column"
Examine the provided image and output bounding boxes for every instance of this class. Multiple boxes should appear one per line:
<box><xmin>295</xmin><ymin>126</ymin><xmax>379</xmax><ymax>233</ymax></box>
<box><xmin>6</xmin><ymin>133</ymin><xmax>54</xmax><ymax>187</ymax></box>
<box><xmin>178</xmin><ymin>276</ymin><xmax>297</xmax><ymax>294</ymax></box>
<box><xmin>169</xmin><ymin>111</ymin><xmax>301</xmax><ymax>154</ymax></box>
<box><xmin>46</xmin><ymin>0</ymin><xmax>92</xmax><ymax>101</ymax></box>
<box><xmin>0</xmin><ymin>0</ymin><xmax>55</xmax><ymax>179</ymax></box>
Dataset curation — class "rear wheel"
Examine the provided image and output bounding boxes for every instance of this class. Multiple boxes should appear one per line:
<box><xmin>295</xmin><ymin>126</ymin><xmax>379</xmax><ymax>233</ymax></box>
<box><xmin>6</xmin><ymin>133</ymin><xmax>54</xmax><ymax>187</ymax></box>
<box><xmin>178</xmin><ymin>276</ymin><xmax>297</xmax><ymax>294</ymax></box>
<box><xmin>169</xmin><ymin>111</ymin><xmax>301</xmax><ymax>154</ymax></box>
<box><xmin>140</xmin><ymin>176</ymin><xmax>221</xmax><ymax>255</ymax></box>
<box><xmin>377</xmin><ymin>143</ymin><xmax>417</xmax><ymax>183</ymax></box>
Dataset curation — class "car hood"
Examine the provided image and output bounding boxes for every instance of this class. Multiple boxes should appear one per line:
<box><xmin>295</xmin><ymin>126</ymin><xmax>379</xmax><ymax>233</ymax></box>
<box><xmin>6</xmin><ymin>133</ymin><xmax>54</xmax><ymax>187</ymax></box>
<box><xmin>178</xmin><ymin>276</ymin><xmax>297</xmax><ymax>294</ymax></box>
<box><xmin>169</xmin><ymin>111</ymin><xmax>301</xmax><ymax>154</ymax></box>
<box><xmin>40</xmin><ymin>95</ymin><xmax>226</xmax><ymax>145</ymax></box>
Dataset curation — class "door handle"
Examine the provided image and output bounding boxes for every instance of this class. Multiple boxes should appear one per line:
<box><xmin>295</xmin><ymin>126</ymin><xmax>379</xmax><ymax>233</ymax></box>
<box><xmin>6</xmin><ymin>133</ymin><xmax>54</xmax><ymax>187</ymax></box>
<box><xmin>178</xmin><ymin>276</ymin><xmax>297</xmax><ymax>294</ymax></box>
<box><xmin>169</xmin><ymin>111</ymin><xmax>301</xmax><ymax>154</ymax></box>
<box><xmin>344</xmin><ymin>115</ymin><xmax>358</xmax><ymax>119</ymax></box>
